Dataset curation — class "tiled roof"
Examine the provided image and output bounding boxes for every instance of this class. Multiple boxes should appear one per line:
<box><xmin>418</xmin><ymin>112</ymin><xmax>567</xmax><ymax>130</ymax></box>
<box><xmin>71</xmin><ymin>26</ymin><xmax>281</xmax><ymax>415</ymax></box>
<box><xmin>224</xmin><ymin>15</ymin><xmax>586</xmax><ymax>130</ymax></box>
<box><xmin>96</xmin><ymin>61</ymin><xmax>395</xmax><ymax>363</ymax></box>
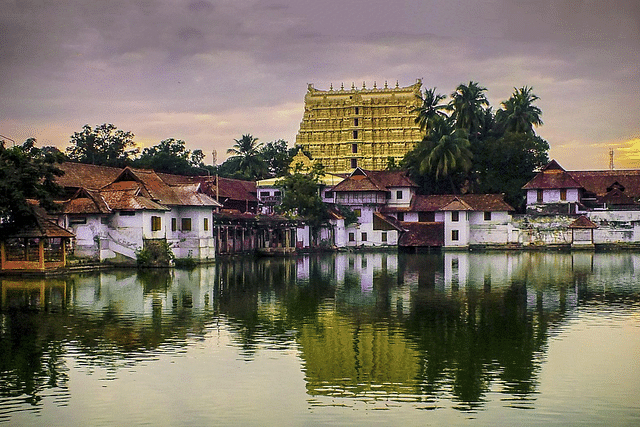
<box><xmin>62</xmin><ymin>189</ymin><xmax>111</xmax><ymax>214</ymax></box>
<box><xmin>57</xmin><ymin>162</ymin><xmax>122</xmax><ymax>189</ymax></box>
<box><xmin>569</xmin><ymin>215</ymin><xmax>598</xmax><ymax>229</ymax></box>
<box><xmin>398</xmin><ymin>222</ymin><xmax>444</xmax><ymax>247</ymax></box>
<box><xmin>1</xmin><ymin>212</ymin><xmax>75</xmax><ymax>239</ymax></box>
<box><xmin>332</xmin><ymin>168</ymin><xmax>416</xmax><ymax>193</ymax></box>
<box><xmin>522</xmin><ymin>160</ymin><xmax>640</xmax><ymax>200</ymax></box>
<box><xmin>411</xmin><ymin>194</ymin><xmax>514</xmax><ymax>212</ymax></box>
<box><xmin>157</xmin><ymin>173</ymin><xmax>258</xmax><ymax>203</ymax></box>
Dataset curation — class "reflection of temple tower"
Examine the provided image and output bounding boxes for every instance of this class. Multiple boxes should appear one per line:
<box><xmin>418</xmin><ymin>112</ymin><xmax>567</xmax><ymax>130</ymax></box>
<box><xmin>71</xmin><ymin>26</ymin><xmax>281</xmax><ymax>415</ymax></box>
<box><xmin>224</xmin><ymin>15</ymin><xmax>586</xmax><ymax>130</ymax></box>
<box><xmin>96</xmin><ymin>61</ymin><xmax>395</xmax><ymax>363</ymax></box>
<box><xmin>296</xmin><ymin>80</ymin><xmax>423</xmax><ymax>173</ymax></box>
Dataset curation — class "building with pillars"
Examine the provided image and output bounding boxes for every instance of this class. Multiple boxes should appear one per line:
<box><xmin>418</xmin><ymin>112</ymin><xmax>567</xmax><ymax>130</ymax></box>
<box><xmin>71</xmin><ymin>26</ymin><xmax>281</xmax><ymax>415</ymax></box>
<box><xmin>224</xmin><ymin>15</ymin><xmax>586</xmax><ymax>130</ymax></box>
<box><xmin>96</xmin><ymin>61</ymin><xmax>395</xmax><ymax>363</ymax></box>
<box><xmin>296</xmin><ymin>80</ymin><xmax>424</xmax><ymax>174</ymax></box>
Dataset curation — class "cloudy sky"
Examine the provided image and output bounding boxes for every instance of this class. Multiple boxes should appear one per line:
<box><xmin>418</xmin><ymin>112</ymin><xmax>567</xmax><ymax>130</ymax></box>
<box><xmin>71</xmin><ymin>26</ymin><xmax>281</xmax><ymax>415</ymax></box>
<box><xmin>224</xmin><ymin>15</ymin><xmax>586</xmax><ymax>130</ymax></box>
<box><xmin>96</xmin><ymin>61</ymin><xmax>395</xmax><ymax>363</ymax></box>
<box><xmin>1</xmin><ymin>0</ymin><xmax>638</xmax><ymax>169</ymax></box>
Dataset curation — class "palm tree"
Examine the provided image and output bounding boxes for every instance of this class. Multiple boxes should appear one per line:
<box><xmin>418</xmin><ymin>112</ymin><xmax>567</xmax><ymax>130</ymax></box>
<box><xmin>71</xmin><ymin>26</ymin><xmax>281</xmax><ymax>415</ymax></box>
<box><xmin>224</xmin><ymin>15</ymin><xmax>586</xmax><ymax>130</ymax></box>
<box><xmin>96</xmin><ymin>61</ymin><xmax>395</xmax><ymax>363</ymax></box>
<box><xmin>227</xmin><ymin>134</ymin><xmax>265</xmax><ymax>179</ymax></box>
<box><xmin>448</xmin><ymin>81</ymin><xmax>489</xmax><ymax>137</ymax></box>
<box><xmin>412</xmin><ymin>87</ymin><xmax>448</xmax><ymax>134</ymax></box>
<box><xmin>496</xmin><ymin>86</ymin><xmax>543</xmax><ymax>134</ymax></box>
<box><xmin>422</xmin><ymin>128</ymin><xmax>473</xmax><ymax>193</ymax></box>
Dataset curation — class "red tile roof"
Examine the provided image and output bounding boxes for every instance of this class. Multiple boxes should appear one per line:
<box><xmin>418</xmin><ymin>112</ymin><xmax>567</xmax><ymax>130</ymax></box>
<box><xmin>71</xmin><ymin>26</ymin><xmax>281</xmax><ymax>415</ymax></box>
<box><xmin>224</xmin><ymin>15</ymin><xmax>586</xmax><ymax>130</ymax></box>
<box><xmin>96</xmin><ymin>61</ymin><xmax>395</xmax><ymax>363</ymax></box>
<box><xmin>398</xmin><ymin>222</ymin><xmax>444</xmax><ymax>247</ymax></box>
<box><xmin>523</xmin><ymin>160</ymin><xmax>640</xmax><ymax>200</ymax></box>
<box><xmin>332</xmin><ymin>168</ymin><xmax>417</xmax><ymax>193</ymax></box>
<box><xmin>411</xmin><ymin>194</ymin><xmax>514</xmax><ymax>212</ymax></box>
<box><xmin>569</xmin><ymin>215</ymin><xmax>598</xmax><ymax>229</ymax></box>
<box><xmin>57</xmin><ymin>162</ymin><xmax>122</xmax><ymax>189</ymax></box>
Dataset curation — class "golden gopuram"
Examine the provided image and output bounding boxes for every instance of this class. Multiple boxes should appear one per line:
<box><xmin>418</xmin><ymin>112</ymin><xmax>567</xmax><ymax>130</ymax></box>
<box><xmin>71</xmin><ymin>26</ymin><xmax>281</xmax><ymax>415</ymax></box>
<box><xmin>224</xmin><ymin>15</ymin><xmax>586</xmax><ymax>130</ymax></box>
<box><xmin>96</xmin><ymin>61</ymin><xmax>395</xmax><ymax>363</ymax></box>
<box><xmin>295</xmin><ymin>79</ymin><xmax>424</xmax><ymax>174</ymax></box>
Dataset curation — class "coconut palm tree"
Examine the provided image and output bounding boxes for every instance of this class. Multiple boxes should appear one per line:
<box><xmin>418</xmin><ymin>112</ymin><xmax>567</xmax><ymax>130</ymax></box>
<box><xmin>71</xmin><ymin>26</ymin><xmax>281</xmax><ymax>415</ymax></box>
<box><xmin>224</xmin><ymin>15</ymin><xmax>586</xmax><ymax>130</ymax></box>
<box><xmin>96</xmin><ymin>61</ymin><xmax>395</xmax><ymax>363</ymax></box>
<box><xmin>227</xmin><ymin>134</ymin><xmax>266</xmax><ymax>179</ymax></box>
<box><xmin>412</xmin><ymin>87</ymin><xmax>449</xmax><ymax>134</ymax></box>
<box><xmin>448</xmin><ymin>81</ymin><xmax>489</xmax><ymax>137</ymax></box>
<box><xmin>496</xmin><ymin>86</ymin><xmax>543</xmax><ymax>134</ymax></box>
<box><xmin>422</xmin><ymin>127</ymin><xmax>473</xmax><ymax>193</ymax></box>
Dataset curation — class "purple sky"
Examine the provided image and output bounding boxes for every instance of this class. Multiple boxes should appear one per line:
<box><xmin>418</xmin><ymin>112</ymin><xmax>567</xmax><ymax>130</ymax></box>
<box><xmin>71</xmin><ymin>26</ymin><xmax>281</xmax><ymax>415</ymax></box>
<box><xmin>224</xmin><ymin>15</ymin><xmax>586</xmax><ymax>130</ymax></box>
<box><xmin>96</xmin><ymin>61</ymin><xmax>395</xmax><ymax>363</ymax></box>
<box><xmin>1</xmin><ymin>0</ymin><xmax>639</xmax><ymax>169</ymax></box>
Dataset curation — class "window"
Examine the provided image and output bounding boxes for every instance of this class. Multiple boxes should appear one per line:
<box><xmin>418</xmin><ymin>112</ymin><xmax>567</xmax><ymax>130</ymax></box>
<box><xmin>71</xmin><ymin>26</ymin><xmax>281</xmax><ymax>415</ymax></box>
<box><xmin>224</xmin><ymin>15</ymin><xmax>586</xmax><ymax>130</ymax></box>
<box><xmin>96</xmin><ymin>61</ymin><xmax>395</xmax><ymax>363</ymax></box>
<box><xmin>352</xmin><ymin>143</ymin><xmax>358</xmax><ymax>153</ymax></box>
<box><xmin>151</xmin><ymin>216</ymin><xmax>162</xmax><ymax>231</ymax></box>
<box><xmin>353</xmin><ymin>209</ymin><xmax>361</xmax><ymax>217</ymax></box>
<box><xmin>204</xmin><ymin>217</ymin><xmax>209</xmax><ymax>231</ymax></box>
<box><xmin>560</xmin><ymin>189</ymin><xmax>567</xmax><ymax>201</ymax></box>
<box><xmin>537</xmin><ymin>189</ymin><xmax>543</xmax><ymax>203</ymax></box>
<box><xmin>354</xmin><ymin>118</ymin><xmax>359</xmax><ymax>126</ymax></box>
<box><xmin>351</xmin><ymin>158</ymin><xmax>357</xmax><ymax>168</ymax></box>
<box><xmin>70</xmin><ymin>217</ymin><xmax>87</xmax><ymax>224</ymax></box>
<box><xmin>397</xmin><ymin>212</ymin><xmax>404</xmax><ymax>221</ymax></box>
<box><xmin>396</xmin><ymin>190</ymin><xmax>403</xmax><ymax>200</ymax></box>
<box><xmin>352</xmin><ymin>130</ymin><xmax>358</xmax><ymax>139</ymax></box>
<box><xmin>451</xmin><ymin>211</ymin><xmax>459</xmax><ymax>222</ymax></box>
<box><xmin>120</xmin><ymin>211</ymin><xmax>135</xmax><ymax>216</ymax></box>
<box><xmin>355</xmin><ymin>107</ymin><xmax>359</xmax><ymax>115</ymax></box>
<box><xmin>181</xmin><ymin>218</ymin><xmax>192</xmax><ymax>231</ymax></box>
<box><xmin>325</xmin><ymin>191</ymin><xmax>333</xmax><ymax>199</ymax></box>
<box><xmin>100</xmin><ymin>217</ymin><xmax>109</xmax><ymax>225</ymax></box>
<box><xmin>381</xmin><ymin>232</ymin><xmax>387</xmax><ymax>242</ymax></box>
<box><xmin>349</xmin><ymin>232</ymin><xmax>355</xmax><ymax>242</ymax></box>
<box><xmin>484</xmin><ymin>211</ymin><xmax>492</xmax><ymax>221</ymax></box>
<box><xmin>452</xmin><ymin>230</ymin><xmax>459</xmax><ymax>241</ymax></box>
<box><xmin>361</xmin><ymin>232</ymin><xmax>367</xmax><ymax>241</ymax></box>
<box><xmin>171</xmin><ymin>218</ymin><xmax>177</xmax><ymax>231</ymax></box>
<box><xmin>260</xmin><ymin>191</ymin><xmax>270</xmax><ymax>197</ymax></box>
<box><xmin>274</xmin><ymin>191</ymin><xmax>281</xmax><ymax>197</ymax></box>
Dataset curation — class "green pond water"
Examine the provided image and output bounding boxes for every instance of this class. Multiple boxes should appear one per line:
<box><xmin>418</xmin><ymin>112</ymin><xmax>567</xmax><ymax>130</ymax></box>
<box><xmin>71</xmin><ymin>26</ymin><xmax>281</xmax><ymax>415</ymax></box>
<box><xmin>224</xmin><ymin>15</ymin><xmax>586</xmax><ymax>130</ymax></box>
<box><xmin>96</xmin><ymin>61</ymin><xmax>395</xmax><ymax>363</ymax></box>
<box><xmin>1</xmin><ymin>251</ymin><xmax>639</xmax><ymax>426</ymax></box>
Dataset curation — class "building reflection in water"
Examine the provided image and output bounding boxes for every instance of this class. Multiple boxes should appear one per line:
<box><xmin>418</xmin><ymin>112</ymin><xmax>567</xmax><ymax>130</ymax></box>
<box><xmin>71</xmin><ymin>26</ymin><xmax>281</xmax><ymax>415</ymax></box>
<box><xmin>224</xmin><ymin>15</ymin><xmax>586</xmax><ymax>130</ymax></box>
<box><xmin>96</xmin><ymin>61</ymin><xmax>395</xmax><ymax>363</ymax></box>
<box><xmin>1</xmin><ymin>250</ymin><xmax>639</xmax><ymax>415</ymax></box>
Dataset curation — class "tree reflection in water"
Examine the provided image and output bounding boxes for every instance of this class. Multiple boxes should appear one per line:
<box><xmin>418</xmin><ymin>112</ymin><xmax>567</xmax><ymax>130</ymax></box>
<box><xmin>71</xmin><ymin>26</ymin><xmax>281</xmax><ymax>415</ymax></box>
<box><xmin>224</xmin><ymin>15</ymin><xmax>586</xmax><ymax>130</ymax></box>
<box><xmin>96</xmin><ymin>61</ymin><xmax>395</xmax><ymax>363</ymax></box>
<box><xmin>1</xmin><ymin>251</ymin><xmax>639</xmax><ymax>419</ymax></box>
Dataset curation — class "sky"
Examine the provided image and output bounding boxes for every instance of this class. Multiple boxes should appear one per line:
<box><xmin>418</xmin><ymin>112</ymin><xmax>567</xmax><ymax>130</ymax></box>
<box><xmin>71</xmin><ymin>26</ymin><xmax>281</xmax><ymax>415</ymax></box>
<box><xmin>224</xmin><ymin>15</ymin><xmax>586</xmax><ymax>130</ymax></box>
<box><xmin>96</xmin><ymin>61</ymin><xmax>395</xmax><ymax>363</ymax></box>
<box><xmin>1</xmin><ymin>0</ymin><xmax>639</xmax><ymax>170</ymax></box>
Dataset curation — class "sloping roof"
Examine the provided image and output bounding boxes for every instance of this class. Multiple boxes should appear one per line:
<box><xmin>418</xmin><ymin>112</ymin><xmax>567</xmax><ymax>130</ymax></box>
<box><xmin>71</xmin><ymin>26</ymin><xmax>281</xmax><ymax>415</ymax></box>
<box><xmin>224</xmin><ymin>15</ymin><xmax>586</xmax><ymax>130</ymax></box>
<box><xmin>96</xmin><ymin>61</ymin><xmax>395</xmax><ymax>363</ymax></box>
<box><xmin>522</xmin><ymin>160</ymin><xmax>640</xmax><ymax>200</ymax></box>
<box><xmin>411</xmin><ymin>194</ymin><xmax>514</xmax><ymax>212</ymax></box>
<box><xmin>62</xmin><ymin>188</ymin><xmax>111</xmax><ymax>214</ymax></box>
<box><xmin>373</xmin><ymin>212</ymin><xmax>404</xmax><ymax>231</ymax></box>
<box><xmin>332</xmin><ymin>168</ymin><xmax>417</xmax><ymax>193</ymax></box>
<box><xmin>158</xmin><ymin>173</ymin><xmax>258</xmax><ymax>204</ymax></box>
<box><xmin>398</xmin><ymin>222</ymin><xmax>444</xmax><ymax>247</ymax></box>
<box><xmin>569</xmin><ymin>215</ymin><xmax>598</xmax><ymax>229</ymax></box>
<box><xmin>1</xmin><ymin>213</ymin><xmax>75</xmax><ymax>239</ymax></box>
<box><xmin>57</xmin><ymin>162</ymin><xmax>122</xmax><ymax>189</ymax></box>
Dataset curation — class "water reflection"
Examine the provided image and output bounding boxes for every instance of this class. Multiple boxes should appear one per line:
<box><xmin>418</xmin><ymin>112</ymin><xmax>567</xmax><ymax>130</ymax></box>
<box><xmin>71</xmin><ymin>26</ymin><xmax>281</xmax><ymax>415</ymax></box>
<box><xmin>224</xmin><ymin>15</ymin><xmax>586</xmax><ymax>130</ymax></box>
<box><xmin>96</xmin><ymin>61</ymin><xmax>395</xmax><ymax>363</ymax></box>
<box><xmin>1</xmin><ymin>251</ymin><xmax>639</xmax><ymax>422</ymax></box>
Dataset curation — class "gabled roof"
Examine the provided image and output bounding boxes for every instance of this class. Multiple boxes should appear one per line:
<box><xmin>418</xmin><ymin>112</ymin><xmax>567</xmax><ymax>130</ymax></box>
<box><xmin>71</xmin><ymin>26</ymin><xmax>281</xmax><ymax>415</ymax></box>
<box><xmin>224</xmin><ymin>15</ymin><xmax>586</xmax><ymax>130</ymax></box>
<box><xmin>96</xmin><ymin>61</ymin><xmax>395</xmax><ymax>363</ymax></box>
<box><xmin>157</xmin><ymin>173</ymin><xmax>258</xmax><ymax>204</ymax></box>
<box><xmin>63</xmin><ymin>188</ymin><xmax>111</xmax><ymax>214</ymax></box>
<box><xmin>522</xmin><ymin>160</ymin><xmax>640</xmax><ymax>200</ymax></box>
<box><xmin>332</xmin><ymin>168</ymin><xmax>417</xmax><ymax>193</ymax></box>
<box><xmin>522</xmin><ymin>160</ymin><xmax>582</xmax><ymax>190</ymax></box>
<box><xmin>411</xmin><ymin>194</ymin><xmax>514</xmax><ymax>212</ymax></box>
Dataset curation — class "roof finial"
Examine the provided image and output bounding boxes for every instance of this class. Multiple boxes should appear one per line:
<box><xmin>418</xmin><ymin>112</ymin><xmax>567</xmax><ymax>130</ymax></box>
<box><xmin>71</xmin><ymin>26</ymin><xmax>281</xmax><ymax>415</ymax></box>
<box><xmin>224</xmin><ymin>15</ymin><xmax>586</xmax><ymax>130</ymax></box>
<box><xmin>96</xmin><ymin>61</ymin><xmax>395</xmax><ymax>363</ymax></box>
<box><xmin>351</xmin><ymin>82</ymin><xmax>355</xmax><ymax>89</ymax></box>
<box><xmin>362</xmin><ymin>81</ymin><xmax>366</xmax><ymax>89</ymax></box>
<box><xmin>395</xmin><ymin>80</ymin><xmax>399</xmax><ymax>88</ymax></box>
<box><xmin>329</xmin><ymin>83</ymin><xmax>333</xmax><ymax>91</ymax></box>
<box><xmin>341</xmin><ymin>82</ymin><xmax>344</xmax><ymax>90</ymax></box>
<box><xmin>373</xmin><ymin>81</ymin><xmax>377</xmax><ymax>89</ymax></box>
<box><xmin>384</xmin><ymin>80</ymin><xmax>388</xmax><ymax>89</ymax></box>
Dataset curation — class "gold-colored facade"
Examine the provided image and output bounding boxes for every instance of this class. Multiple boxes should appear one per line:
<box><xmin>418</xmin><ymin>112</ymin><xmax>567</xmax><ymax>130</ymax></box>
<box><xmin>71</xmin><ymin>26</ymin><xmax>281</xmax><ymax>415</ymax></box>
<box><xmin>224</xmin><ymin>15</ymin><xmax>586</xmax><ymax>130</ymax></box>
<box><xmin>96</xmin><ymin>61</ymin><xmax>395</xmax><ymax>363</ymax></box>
<box><xmin>296</xmin><ymin>80</ymin><xmax>423</xmax><ymax>173</ymax></box>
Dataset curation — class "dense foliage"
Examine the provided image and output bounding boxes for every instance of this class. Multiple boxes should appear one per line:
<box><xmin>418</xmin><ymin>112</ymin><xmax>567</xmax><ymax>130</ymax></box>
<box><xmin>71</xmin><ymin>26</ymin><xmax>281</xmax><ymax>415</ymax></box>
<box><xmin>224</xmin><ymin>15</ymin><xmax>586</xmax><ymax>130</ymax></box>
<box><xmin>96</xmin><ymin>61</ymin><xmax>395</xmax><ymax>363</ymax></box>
<box><xmin>66</xmin><ymin>123</ymin><xmax>138</xmax><ymax>167</ymax></box>
<box><xmin>402</xmin><ymin>83</ymin><xmax>549</xmax><ymax>210</ymax></box>
<box><xmin>0</xmin><ymin>138</ymin><xmax>65</xmax><ymax>228</ymax></box>
<box><xmin>133</xmin><ymin>138</ymin><xmax>205</xmax><ymax>175</ymax></box>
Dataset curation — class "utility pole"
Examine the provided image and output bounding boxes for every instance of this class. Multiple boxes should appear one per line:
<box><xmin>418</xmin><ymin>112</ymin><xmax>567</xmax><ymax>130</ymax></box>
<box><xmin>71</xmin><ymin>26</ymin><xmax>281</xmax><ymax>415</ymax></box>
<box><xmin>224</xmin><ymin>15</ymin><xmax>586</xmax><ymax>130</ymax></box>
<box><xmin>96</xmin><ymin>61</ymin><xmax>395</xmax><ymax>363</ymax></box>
<box><xmin>212</xmin><ymin>150</ymin><xmax>219</xmax><ymax>205</ymax></box>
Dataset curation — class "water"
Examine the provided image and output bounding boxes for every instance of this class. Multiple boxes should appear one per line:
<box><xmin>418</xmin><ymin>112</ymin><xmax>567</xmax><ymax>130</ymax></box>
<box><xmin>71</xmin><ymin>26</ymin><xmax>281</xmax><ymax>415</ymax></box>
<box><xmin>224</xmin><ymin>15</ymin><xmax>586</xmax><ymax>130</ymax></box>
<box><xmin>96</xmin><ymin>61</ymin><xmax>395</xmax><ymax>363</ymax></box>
<box><xmin>1</xmin><ymin>251</ymin><xmax>639</xmax><ymax>426</ymax></box>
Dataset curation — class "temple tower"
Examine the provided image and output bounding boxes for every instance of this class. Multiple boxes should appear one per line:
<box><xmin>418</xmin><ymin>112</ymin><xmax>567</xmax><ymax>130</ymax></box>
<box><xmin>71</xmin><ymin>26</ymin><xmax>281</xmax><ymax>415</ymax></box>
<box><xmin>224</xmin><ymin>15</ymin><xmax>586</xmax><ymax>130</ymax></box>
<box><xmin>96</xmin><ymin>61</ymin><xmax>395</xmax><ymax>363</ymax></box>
<box><xmin>295</xmin><ymin>80</ymin><xmax>424</xmax><ymax>173</ymax></box>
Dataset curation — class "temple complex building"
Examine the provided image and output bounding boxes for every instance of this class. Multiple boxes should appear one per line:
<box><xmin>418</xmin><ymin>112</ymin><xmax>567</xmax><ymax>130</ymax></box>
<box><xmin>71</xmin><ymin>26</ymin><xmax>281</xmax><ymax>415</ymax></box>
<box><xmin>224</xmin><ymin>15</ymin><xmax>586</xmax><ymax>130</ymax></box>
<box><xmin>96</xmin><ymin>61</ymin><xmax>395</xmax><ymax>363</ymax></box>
<box><xmin>296</xmin><ymin>80</ymin><xmax>424</xmax><ymax>174</ymax></box>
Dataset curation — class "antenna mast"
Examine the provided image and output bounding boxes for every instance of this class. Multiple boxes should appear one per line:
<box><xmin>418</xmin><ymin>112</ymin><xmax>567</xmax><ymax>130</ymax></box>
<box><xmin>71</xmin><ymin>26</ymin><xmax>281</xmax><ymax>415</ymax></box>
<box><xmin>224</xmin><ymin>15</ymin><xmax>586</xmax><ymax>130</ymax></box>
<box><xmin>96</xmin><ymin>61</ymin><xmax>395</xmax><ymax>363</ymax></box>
<box><xmin>609</xmin><ymin>148</ymin><xmax>614</xmax><ymax>170</ymax></box>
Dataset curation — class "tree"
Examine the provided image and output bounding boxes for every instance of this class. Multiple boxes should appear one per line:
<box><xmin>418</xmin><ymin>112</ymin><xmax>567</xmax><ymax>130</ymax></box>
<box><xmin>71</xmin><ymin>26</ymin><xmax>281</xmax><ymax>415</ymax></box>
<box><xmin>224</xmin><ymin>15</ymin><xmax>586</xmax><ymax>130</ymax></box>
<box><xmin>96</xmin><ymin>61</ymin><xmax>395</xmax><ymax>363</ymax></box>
<box><xmin>423</xmin><ymin>128</ymin><xmax>473</xmax><ymax>194</ymax></box>
<box><xmin>412</xmin><ymin>87</ymin><xmax>449</xmax><ymax>134</ymax></box>
<box><xmin>0</xmin><ymin>138</ymin><xmax>64</xmax><ymax>228</ymax></box>
<box><xmin>277</xmin><ymin>163</ymin><xmax>330</xmax><ymax>242</ymax></box>
<box><xmin>66</xmin><ymin>123</ymin><xmax>138</xmax><ymax>167</ymax></box>
<box><xmin>496</xmin><ymin>86</ymin><xmax>543</xmax><ymax>135</ymax></box>
<box><xmin>448</xmin><ymin>81</ymin><xmax>490</xmax><ymax>138</ymax></box>
<box><xmin>227</xmin><ymin>134</ymin><xmax>266</xmax><ymax>179</ymax></box>
<box><xmin>474</xmin><ymin>132</ymin><xmax>549</xmax><ymax>210</ymax></box>
<box><xmin>134</xmin><ymin>138</ymin><xmax>204</xmax><ymax>175</ymax></box>
<box><xmin>258</xmin><ymin>139</ymin><xmax>294</xmax><ymax>178</ymax></box>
